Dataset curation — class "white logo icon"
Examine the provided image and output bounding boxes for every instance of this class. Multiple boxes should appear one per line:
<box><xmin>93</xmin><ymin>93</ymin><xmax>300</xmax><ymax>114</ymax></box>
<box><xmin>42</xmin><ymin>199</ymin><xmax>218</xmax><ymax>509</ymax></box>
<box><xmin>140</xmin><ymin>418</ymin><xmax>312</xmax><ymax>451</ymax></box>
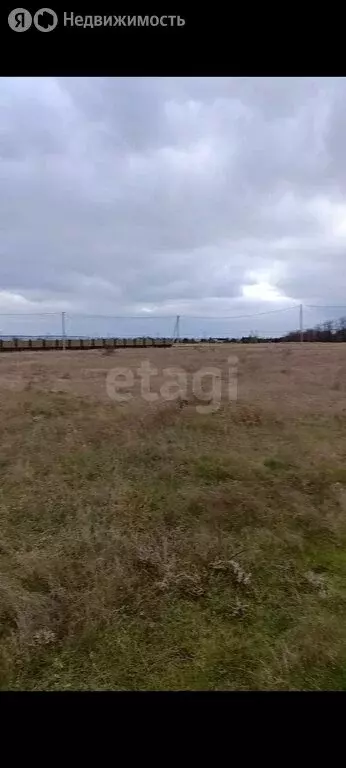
<box><xmin>33</xmin><ymin>8</ymin><xmax>58</xmax><ymax>32</ymax></box>
<box><xmin>8</xmin><ymin>7</ymin><xmax>58</xmax><ymax>32</ymax></box>
<box><xmin>8</xmin><ymin>8</ymin><xmax>32</xmax><ymax>31</ymax></box>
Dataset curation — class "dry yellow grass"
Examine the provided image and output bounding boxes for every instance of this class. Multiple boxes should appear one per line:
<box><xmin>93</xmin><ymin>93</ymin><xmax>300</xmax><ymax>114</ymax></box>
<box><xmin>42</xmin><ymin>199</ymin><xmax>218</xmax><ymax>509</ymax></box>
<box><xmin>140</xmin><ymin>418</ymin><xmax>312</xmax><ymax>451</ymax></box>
<box><xmin>1</xmin><ymin>343</ymin><xmax>346</xmax><ymax>690</ymax></box>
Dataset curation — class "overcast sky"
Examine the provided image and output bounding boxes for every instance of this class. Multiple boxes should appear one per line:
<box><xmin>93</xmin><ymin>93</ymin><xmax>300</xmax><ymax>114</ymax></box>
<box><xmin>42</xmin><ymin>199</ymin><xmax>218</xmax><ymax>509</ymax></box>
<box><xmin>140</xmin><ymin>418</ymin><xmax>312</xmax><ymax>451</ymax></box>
<box><xmin>1</xmin><ymin>77</ymin><xmax>346</xmax><ymax>336</ymax></box>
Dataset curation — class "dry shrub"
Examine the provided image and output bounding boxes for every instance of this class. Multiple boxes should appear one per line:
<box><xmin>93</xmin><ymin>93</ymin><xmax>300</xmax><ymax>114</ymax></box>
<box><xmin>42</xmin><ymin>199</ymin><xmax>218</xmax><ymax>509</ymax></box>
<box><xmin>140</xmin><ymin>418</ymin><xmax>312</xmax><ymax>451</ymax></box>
<box><xmin>102</xmin><ymin>347</ymin><xmax>117</xmax><ymax>356</ymax></box>
<box><xmin>231</xmin><ymin>404</ymin><xmax>264</xmax><ymax>426</ymax></box>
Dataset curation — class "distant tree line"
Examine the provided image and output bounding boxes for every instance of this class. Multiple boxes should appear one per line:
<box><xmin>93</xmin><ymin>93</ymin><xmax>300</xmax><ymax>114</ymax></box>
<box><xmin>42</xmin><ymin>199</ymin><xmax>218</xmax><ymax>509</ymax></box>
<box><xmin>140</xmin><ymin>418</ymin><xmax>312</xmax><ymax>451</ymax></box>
<box><xmin>178</xmin><ymin>316</ymin><xmax>346</xmax><ymax>344</ymax></box>
<box><xmin>280</xmin><ymin>316</ymin><xmax>346</xmax><ymax>343</ymax></box>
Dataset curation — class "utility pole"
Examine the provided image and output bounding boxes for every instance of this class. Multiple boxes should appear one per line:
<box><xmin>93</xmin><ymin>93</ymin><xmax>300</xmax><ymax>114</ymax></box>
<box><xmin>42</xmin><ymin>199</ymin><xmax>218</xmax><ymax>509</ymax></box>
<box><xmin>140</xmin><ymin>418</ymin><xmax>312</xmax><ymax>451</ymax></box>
<box><xmin>299</xmin><ymin>304</ymin><xmax>304</xmax><ymax>343</ymax></box>
<box><xmin>172</xmin><ymin>315</ymin><xmax>180</xmax><ymax>343</ymax></box>
<box><xmin>62</xmin><ymin>311</ymin><xmax>66</xmax><ymax>351</ymax></box>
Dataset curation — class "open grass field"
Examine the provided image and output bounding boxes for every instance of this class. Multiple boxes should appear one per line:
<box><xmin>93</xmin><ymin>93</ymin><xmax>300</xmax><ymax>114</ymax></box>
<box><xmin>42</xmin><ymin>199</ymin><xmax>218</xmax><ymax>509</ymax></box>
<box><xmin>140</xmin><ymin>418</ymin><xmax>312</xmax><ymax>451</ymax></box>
<box><xmin>1</xmin><ymin>343</ymin><xmax>346</xmax><ymax>690</ymax></box>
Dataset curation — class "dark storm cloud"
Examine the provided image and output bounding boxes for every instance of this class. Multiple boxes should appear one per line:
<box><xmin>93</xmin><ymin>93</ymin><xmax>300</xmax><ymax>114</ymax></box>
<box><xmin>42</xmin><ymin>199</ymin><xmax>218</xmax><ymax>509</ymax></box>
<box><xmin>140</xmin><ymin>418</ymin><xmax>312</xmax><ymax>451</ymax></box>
<box><xmin>1</xmin><ymin>76</ymin><xmax>346</xmax><ymax>329</ymax></box>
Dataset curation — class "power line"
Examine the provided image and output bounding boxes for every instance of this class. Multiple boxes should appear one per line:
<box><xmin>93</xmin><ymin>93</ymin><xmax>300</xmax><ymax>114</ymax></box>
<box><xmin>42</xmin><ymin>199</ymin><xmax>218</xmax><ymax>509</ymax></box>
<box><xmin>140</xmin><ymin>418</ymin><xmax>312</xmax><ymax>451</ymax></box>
<box><xmin>66</xmin><ymin>306</ymin><xmax>299</xmax><ymax>321</ymax></box>
<box><xmin>66</xmin><ymin>314</ymin><xmax>176</xmax><ymax>319</ymax></box>
<box><xmin>305</xmin><ymin>305</ymin><xmax>346</xmax><ymax>310</ymax></box>
<box><xmin>183</xmin><ymin>306</ymin><xmax>299</xmax><ymax>320</ymax></box>
<box><xmin>1</xmin><ymin>304</ymin><xmax>346</xmax><ymax>322</ymax></box>
<box><xmin>0</xmin><ymin>311</ymin><xmax>61</xmax><ymax>317</ymax></box>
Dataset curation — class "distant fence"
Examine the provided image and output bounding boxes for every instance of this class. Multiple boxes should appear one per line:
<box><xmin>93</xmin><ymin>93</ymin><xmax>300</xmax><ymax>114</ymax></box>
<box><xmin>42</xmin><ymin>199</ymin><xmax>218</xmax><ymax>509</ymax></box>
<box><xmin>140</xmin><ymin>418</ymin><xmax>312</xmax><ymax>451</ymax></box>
<box><xmin>0</xmin><ymin>337</ymin><xmax>173</xmax><ymax>353</ymax></box>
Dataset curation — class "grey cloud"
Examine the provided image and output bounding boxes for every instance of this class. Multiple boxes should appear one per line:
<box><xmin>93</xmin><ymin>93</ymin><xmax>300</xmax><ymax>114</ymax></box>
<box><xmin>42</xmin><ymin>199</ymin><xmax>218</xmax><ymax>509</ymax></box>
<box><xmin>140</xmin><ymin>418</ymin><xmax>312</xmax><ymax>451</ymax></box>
<box><xmin>1</xmin><ymin>77</ymin><xmax>346</xmax><ymax>334</ymax></box>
